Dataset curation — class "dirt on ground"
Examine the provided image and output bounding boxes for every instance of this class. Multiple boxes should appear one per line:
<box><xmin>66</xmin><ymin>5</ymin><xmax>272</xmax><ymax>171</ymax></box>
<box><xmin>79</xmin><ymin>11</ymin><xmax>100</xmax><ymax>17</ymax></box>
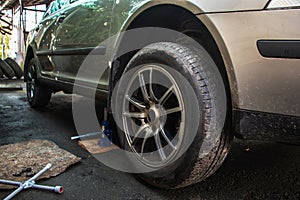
<box><xmin>0</xmin><ymin>89</ymin><xmax>299</xmax><ymax>200</ymax></box>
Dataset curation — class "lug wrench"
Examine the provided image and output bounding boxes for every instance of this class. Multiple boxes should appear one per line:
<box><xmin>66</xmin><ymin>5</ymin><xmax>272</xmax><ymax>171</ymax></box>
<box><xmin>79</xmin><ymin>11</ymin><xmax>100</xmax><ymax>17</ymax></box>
<box><xmin>0</xmin><ymin>163</ymin><xmax>63</xmax><ymax>200</ymax></box>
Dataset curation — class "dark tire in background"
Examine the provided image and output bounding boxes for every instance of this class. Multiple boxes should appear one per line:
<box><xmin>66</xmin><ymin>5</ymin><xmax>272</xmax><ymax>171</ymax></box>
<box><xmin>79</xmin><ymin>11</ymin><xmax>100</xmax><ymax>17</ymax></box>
<box><xmin>26</xmin><ymin>58</ymin><xmax>52</xmax><ymax>108</ymax></box>
<box><xmin>0</xmin><ymin>59</ymin><xmax>15</xmax><ymax>79</ymax></box>
<box><xmin>0</xmin><ymin>67</ymin><xmax>3</xmax><ymax>78</ymax></box>
<box><xmin>5</xmin><ymin>58</ymin><xmax>23</xmax><ymax>79</ymax></box>
<box><xmin>116</xmin><ymin>42</ymin><xmax>232</xmax><ymax>188</ymax></box>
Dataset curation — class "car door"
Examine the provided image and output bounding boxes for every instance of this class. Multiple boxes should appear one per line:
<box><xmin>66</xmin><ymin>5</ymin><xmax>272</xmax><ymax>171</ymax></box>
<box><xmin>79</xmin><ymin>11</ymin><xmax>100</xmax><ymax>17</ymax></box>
<box><xmin>34</xmin><ymin>1</ymin><xmax>62</xmax><ymax>78</ymax></box>
<box><xmin>52</xmin><ymin>0</ymin><xmax>114</xmax><ymax>90</ymax></box>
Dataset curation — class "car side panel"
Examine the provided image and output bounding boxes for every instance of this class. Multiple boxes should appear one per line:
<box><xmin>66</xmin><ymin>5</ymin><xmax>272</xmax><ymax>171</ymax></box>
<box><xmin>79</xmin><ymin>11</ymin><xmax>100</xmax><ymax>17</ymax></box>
<box><xmin>34</xmin><ymin>13</ymin><xmax>60</xmax><ymax>78</ymax></box>
<box><xmin>201</xmin><ymin>9</ymin><xmax>300</xmax><ymax>116</ymax></box>
<box><xmin>189</xmin><ymin>0</ymin><xmax>269</xmax><ymax>13</ymax></box>
<box><xmin>53</xmin><ymin>0</ymin><xmax>114</xmax><ymax>89</ymax></box>
<box><xmin>111</xmin><ymin>1</ymin><xmax>300</xmax><ymax>117</ymax></box>
<box><xmin>109</xmin><ymin>0</ymin><xmax>268</xmax><ymax>107</ymax></box>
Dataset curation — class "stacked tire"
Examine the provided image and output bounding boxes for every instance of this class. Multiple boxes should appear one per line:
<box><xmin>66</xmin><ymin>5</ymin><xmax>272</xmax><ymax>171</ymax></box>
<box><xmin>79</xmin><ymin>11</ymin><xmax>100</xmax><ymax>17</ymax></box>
<box><xmin>0</xmin><ymin>57</ymin><xmax>23</xmax><ymax>79</ymax></box>
<box><xmin>0</xmin><ymin>67</ymin><xmax>3</xmax><ymax>78</ymax></box>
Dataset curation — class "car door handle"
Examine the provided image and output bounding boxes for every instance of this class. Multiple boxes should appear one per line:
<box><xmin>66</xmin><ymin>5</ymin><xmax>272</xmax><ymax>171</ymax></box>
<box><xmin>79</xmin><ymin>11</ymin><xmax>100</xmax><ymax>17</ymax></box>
<box><xmin>57</xmin><ymin>14</ymin><xmax>66</xmax><ymax>23</ymax></box>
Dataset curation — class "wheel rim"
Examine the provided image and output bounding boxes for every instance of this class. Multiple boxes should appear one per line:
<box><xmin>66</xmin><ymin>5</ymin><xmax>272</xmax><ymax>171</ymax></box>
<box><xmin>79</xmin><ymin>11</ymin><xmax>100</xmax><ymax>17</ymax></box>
<box><xmin>122</xmin><ymin>64</ymin><xmax>185</xmax><ymax>168</ymax></box>
<box><xmin>26</xmin><ymin>64</ymin><xmax>36</xmax><ymax>100</ymax></box>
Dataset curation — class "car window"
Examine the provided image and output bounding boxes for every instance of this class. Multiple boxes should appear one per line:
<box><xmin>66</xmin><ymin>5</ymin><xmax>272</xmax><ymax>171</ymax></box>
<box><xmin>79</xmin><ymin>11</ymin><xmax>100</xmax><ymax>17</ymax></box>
<box><xmin>43</xmin><ymin>0</ymin><xmax>70</xmax><ymax>18</ymax></box>
<box><xmin>43</xmin><ymin>2</ymin><xmax>54</xmax><ymax>18</ymax></box>
<box><xmin>50</xmin><ymin>1</ymin><xmax>60</xmax><ymax>13</ymax></box>
<box><xmin>55</xmin><ymin>0</ymin><xmax>114</xmax><ymax>46</ymax></box>
<box><xmin>58</xmin><ymin>0</ymin><xmax>70</xmax><ymax>9</ymax></box>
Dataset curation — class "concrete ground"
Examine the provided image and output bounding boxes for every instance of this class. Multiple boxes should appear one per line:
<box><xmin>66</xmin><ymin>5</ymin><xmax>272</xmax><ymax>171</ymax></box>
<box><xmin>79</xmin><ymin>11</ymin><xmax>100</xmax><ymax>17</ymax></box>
<box><xmin>0</xmin><ymin>81</ymin><xmax>299</xmax><ymax>200</ymax></box>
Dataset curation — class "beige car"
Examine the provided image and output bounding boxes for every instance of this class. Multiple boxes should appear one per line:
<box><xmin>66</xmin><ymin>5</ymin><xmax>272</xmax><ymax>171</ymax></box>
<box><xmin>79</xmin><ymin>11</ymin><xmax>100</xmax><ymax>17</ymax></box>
<box><xmin>24</xmin><ymin>0</ymin><xmax>300</xmax><ymax>188</ymax></box>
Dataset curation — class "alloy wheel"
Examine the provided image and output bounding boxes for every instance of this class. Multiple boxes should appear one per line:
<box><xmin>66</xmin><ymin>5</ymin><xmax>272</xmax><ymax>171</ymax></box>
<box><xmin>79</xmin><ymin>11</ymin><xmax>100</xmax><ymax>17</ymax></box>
<box><xmin>122</xmin><ymin>64</ymin><xmax>186</xmax><ymax>168</ymax></box>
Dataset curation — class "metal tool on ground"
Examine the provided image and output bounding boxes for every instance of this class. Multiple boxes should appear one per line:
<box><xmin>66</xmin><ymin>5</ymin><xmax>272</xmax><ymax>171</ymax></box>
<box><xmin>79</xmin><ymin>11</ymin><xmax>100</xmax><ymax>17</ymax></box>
<box><xmin>0</xmin><ymin>163</ymin><xmax>63</xmax><ymax>200</ymax></box>
<box><xmin>71</xmin><ymin>122</ymin><xmax>113</xmax><ymax>147</ymax></box>
<box><xmin>71</xmin><ymin>131</ymin><xmax>103</xmax><ymax>140</ymax></box>
<box><xmin>71</xmin><ymin>108</ymin><xmax>113</xmax><ymax>147</ymax></box>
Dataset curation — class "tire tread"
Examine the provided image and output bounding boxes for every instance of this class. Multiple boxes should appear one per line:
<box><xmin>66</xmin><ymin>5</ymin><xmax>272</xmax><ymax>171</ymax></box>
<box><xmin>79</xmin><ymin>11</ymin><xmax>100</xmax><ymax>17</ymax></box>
<box><xmin>5</xmin><ymin>58</ymin><xmax>23</xmax><ymax>79</ymax></box>
<box><xmin>0</xmin><ymin>59</ymin><xmax>15</xmax><ymax>79</ymax></box>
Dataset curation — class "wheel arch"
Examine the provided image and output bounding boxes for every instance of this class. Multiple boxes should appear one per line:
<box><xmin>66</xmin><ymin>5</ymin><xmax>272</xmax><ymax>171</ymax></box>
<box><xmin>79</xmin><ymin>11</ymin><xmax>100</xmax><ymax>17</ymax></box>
<box><xmin>118</xmin><ymin>0</ymin><xmax>205</xmax><ymax>32</ymax></box>
<box><xmin>111</xmin><ymin>4</ymin><xmax>238</xmax><ymax>114</ymax></box>
<box><xmin>24</xmin><ymin>45</ymin><xmax>34</xmax><ymax>82</ymax></box>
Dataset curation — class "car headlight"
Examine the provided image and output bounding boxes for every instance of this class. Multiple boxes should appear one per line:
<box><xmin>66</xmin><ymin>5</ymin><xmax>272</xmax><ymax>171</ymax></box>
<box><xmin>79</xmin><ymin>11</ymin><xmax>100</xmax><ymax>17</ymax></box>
<box><xmin>267</xmin><ymin>0</ymin><xmax>300</xmax><ymax>9</ymax></box>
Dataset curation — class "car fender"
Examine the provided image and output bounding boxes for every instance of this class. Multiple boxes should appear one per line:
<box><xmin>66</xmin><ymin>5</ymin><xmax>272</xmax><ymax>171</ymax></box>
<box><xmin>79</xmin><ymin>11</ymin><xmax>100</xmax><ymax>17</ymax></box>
<box><xmin>112</xmin><ymin>0</ymin><xmax>268</xmax><ymax>108</ymax></box>
<box><xmin>118</xmin><ymin>0</ymin><xmax>269</xmax><ymax>32</ymax></box>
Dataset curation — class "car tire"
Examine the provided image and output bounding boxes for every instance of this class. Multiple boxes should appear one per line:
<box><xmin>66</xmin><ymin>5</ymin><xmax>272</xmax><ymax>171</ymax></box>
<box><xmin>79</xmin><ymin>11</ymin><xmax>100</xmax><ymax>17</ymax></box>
<box><xmin>26</xmin><ymin>58</ymin><xmax>52</xmax><ymax>108</ymax></box>
<box><xmin>0</xmin><ymin>59</ymin><xmax>15</xmax><ymax>79</ymax></box>
<box><xmin>5</xmin><ymin>58</ymin><xmax>23</xmax><ymax>79</ymax></box>
<box><xmin>115</xmin><ymin>42</ymin><xmax>232</xmax><ymax>188</ymax></box>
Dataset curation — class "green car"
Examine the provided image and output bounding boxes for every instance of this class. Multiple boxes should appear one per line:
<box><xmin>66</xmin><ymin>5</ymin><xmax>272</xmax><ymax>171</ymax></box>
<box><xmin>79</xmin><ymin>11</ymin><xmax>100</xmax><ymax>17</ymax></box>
<box><xmin>24</xmin><ymin>0</ymin><xmax>300</xmax><ymax>188</ymax></box>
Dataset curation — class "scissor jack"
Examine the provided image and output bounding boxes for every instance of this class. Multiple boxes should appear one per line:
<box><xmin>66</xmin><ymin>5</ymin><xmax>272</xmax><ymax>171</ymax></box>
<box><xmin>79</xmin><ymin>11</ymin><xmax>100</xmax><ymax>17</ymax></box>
<box><xmin>0</xmin><ymin>163</ymin><xmax>63</xmax><ymax>200</ymax></box>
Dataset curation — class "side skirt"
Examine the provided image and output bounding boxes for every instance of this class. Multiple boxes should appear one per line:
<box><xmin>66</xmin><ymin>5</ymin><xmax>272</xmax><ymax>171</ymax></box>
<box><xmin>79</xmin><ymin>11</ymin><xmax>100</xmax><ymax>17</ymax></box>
<box><xmin>234</xmin><ymin>109</ymin><xmax>300</xmax><ymax>143</ymax></box>
<box><xmin>39</xmin><ymin>76</ymin><xmax>108</xmax><ymax>102</ymax></box>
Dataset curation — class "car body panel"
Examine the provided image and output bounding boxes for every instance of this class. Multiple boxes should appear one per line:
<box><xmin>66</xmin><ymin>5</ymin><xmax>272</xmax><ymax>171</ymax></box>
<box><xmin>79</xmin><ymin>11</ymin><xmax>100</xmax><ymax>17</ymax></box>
<box><xmin>25</xmin><ymin>0</ymin><xmax>300</xmax><ymax>120</ymax></box>
<box><xmin>31</xmin><ymin>0</ymin><xmax>113</xmax><ymax>90</ymax></box>
<box><xmin>188</xmin><ymin>0</ymin><xmax>269</xmax><ymax>13</ymax></box>
<box><xmin>111</xmin><ymin>0</ymin><xmax>269</xmax><ymax>36</ymax></box>
<box><xmin>201</xmin><ymin>9</ymin><xmax>300</xmax><ymax>116</ymax></box>
<box><xmin>110</xmin><ymin>1</ymin><xmax>300</xmax><ymax>116</ymax></box>
<box><xmin>34</xmin><ymin>11</ymin><xmax>60</xmax><ymax>78</ymax></box>
<box><xmin>52</xmin><ymin>0</ymin><xmax>113</xmax><ymax>89</ymax></box>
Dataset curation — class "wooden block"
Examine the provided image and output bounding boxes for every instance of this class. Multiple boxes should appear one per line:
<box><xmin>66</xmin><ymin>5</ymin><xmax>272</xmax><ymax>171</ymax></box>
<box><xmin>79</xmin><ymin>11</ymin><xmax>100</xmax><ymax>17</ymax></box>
<box><xmin>78</xmin><ymin>139</ymin><xmax>119</xmax><ymax>154</ymax></box>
